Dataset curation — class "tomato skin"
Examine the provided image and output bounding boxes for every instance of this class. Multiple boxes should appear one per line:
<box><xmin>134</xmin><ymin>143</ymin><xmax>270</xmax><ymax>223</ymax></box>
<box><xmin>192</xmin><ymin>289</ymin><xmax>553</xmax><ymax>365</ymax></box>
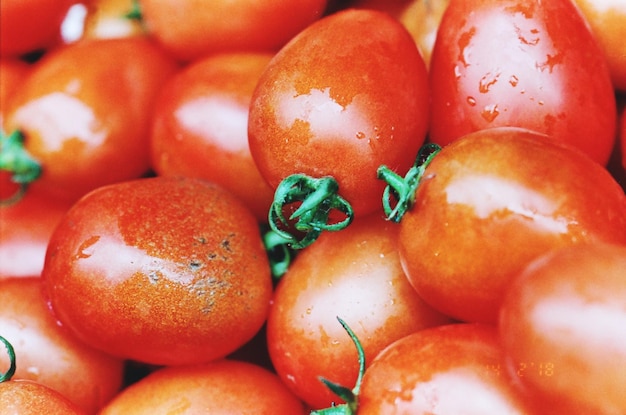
<box><xmin>0</xmin><ymin>381</ymin><xmax>86</xmax><ymax>415</ymax></box>
<box><xmin>266</xmin><ymin>215</ymin><xmax>452</xmax><ymax>409</ymax></box>
<box><xmin>99</xmin><ymin>359</ymin><xmax>306</xmax><ymax>414</ymax></box>
<box><xmin>41</xmin><ymin>176</ymin><xmax>272</xmax><ymax>366</ymax></box>
<box><xmin>0</xmin><ymin>58</ymin><xmax>31</xmax><ymax>129</ymax></box>
<box><xmin>398</xmin><ymin>128</ymin><xmax>626</xmax><ymax>323</ymax></box>
<box><xmin>0</xmin><ymin>278</ymin><xmax>124</xmax><ymax>413</ymax></box>
<box><xmin>4</xmin><ymin>38</ymin><xmax>179</xmax><ymax>202</ymax></box>
<box><xmin>0</xmin><ymin>0</ymin><xmax>76</xmax><ymax>57</ymax></box>
<box><xmin>429</xmin><ymin>0</ymin><xmax>616</xmax><ymax>165</ymax></box>
<box><xmin>248</xmin><ymin>8</ymin><xmax>430</xmax><ymax>217</ymax></box>
<box><xmin>499</xmin><ymin>243</ymin><xmax>626</xmax><ymax>415</ymax></box>
<box><xmin>140</xmin><ymin>0</ymin><xmax>328</xmax><ymax>62</ymax></box>
<box><xmin>358</xmin><ymin>323</ymin><xmax>536</xmax><ymax>414</ymax></box>
<box><xmin>150</xmin><ymin>52</ymin><xmax>275</xmax><ymax>222</ymax></box>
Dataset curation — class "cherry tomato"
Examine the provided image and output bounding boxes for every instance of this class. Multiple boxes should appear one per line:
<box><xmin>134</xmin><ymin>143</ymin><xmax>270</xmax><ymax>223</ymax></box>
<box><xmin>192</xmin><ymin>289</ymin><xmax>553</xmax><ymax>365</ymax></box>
<box><xmin>41</xmin><ymin>176</ymin><xmax>273</xmax><ymax>366</ymax></box>
<box><xmin>0</xmin><ymin>0</ymin><xmax>76</xmax><ymax>57</ymax></box>
<box><xmin>429</xmin><ymin>0</ymin><xmax>616</xmax><ymax>165</ymax></box>
<box><xmin>0</xmin><ymin>58</ymin><xmax>31</xmax><ymax>129</ymax></box>
<box><xmin>99</xmin><ymin>359</ymin><xmax>306</xmax><ymax>414</ymax></box>
<box><xmin>150</xmin><ymin>52</ymin><xmax>275</xmax><ymax>222</ymax></box>
<box><xmin>358</xmin><ymin>323</ymin><xmax>535</xmax><ymax>414</ymax></box>
<box><xmin>0</xmin><ymin>278</ymin><xmax>124</xmax><ymax>413</ymax></box>
<box><xmin>573</xmin><ymin>0</ymin><xmax>626</xmax><ymax>91</ymax></box>
<box><xmin>0</xmin><ymin>381</ymin><xmax>86</xmax><ymax>415</ymax></box>
<box><xmin>499</xmin><ymin>242</ymin><xmax>626</xmax><ymax>415</ymax></box>
<box><xmin>389</xmin><ymin>127</ymin><xmax>626</xmax><ymax>323</ymax></box>
<box><xmin>140</xmin><ymin>0</ymin><xmax>328</xmax><ymax>62</ymax></box>
<box><xmin>267</xmin><ymin>214</ymin><xmax>452</xmax><ymax>409</ymax></box>
<box><xmin>4</xmin><ymin>37</ymin><xmax>178</xmax><ymax>202</ymax></box>
<box><xmin>248</xmin><ymin>8</ymin><xmax>430</xmax><ymax>218</ymax></box>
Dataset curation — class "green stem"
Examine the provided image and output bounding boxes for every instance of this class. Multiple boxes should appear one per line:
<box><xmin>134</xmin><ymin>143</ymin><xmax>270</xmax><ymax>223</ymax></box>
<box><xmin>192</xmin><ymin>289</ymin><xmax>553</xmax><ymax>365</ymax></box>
<box><xmin>268</xmin><ymin>174</ymin><xmax>354</xmax><ymax>250</ymax></box>
<box><xmin>262</xmin><ymin>227</ymin><xmax>296</xmax><ymax>280</ymax></box>
<box><xmin>0</xmin><ymin>335</ymin><xmax>16</xmax><ymax>383</ymax></box>
<box><xmin>0</xmin><ymin>130</ymin><xmax>42</xmax><ymax>205</ymax></box>
<box><xmin>124</xmin><ymin>0</ymin><xmax>142</xmax><ymax>20</ymax></box>
<box><xmin>377</xmin><ymin>143</ymin><xmax>441</xmax><ymax>223</ymax></box>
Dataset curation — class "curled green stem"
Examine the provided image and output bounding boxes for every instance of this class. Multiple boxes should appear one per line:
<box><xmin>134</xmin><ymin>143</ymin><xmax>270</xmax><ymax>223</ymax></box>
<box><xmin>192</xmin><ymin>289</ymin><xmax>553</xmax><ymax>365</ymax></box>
<box><xmin>0</xmin><ymin>130</ymin><xmax>42</xmax><ymax>205</ymax></box>
<box><xmin>262</xmin><ymin>227</ymin><xmax>296</xmax><ymax>280</ymax></box>
<box><xmin>0</xmin><ymin>335</ymin><xmax>16</xmax><ymax>383</ymax></box>
<box><xmin>311</xmin><ymin>317</ymin><xmax>365</xmax><ymax>415</ymax></box>
<box><xmin>268</xmin><ymin>174</ymin><xmax>354</xmax><ymax>250</ymax></box>
<box><xmin>377</xmin><ymin>143</ymin><xmax>441</xmax><ymax>223</ymax></box>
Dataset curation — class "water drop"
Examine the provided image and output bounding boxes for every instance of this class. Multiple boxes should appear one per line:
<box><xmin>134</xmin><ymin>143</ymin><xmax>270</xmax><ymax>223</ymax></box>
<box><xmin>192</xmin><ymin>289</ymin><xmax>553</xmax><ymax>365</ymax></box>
<box><xmin>466</xmin><ymin>96</ymin><xmax>477</xmax><ymax>106</ymax></box>
<box><xmin>509</xmin><ymin>75</ymin><xmax>519</xmax><ymax>87</ymax></box>
<box><xmin>355</xmin><ymin>131</ymin><xmax>366</xmax><ymax>139</ymax></box>
<box><xmin>481</xmin><ymin>104</ymin><xmax>500</xmax><ymax>122</ymax></box>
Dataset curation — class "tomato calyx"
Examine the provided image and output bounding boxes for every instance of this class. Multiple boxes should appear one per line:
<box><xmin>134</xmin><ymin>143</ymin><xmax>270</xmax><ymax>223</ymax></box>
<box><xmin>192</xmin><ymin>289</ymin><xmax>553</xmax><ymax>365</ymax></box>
<box><xmin>0</xmin><ymin>130</ymin><xmax>42</xmax><ymax>206</ymax></box>
<box><xmin>377</xmin><ymin>143</ymin><xmax>441</xmax><ymax>222</ymax></box>
<box><xmin>125</xmin><ymin>0</ymin><xmax>143</xmax><ymax>21</ymax></box>
<box><xmin>311</xmin><ymin>317</ymin><xmax>365</xmax><ymax>415</ymax></box>
<box><xmin>0</xmin><ymin>335</ymin><xmax>17</xmax><ymax>383</ymax></box>
<box><xmin>262</xmin><ymin>227</ymin><xmax>296</xmax><ymax>280</ymax></box>
<box><xmin>268</xmin><ymin>174</ymin><xmax>354</xmax><ymax>250</ymax></box>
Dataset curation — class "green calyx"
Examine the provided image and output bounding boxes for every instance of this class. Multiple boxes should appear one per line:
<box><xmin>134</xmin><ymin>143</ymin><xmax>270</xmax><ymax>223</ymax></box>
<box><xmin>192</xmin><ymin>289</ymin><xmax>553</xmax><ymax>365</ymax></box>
<box><xmin>268</xmin><ymin>174</ymin><xmax>354</xmax><ymax>250</ymax></box>
<box><xmin>262</xmin><ymin>227</ymin><xmax>296</xmax><ymax>280</ymax></box>
<box><xmin>0</xmin><ymin>130</ymin><xmax>42</xmax><ymax>206</ymax></box>
<box><xmin>377</xmin><ymin>143</ymin><xmax>441</xmax><ymax>223</ymax></box>
<box><xmin>0</xmin><ymin>335</ymin><xmax>16</xmax><ymax>383</ymax></box>
<box><xmin>310</xmin><ymin>317</ymin><xmax>365</xmax><ymax>415</ymax></box>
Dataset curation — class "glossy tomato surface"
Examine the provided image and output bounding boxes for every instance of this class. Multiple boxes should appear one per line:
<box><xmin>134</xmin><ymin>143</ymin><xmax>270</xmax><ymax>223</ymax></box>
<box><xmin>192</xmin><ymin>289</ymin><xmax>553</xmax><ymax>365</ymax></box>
<box><xmin>150</xmin><ymin>52</ymin><xmax>275</xmax><ymax>221</ymax></box>
<box><xmin>248</xmin><ymin>8</ymin><xmax>430</xmax><ymax>217</ymax></box>
<box><xmin>41</xmin><ymin>177</ymin><xmax>272</xmax><ymax>366</ymax></box>
<box><xmin>358</xmin><ymin>323</ymin><xmax>535</xmax><ymax>414</ymax></box>
<box><xmin>499</xmin><ymin>242</ymin><xmax>626</xmax><ymax>415</ymax></box>
<box><xmin>0</xmin><ymin>381</ymin><xmax>86</xmax><ymax>415</ymax></box>
<box><xmin>397</xmin><ymin>127</ymin><xmax>626</xmax><ymax>323</ymax></box>
<box><xmin>0</xmin><ymin>58</ymin><xmax>30</xmax><ymax>128</ymax></box>
<box><xmin>429</xmin><ymin>0</ymin><xmax>616</xmax><ymax>165</ymax></box>
<box><xmin>267</xmin><ymin>214</ymin><xmax>452</xmax><ymax>409</ymax></box>
<box><xmin>4</xmin><ymin>37</ymin><xmax>178</xmax><ymax>202</ymax></box>
<box><xmin>99</xmin><ymin>359</ymin><xmax>306</xmax><ymax>414</ymax></box>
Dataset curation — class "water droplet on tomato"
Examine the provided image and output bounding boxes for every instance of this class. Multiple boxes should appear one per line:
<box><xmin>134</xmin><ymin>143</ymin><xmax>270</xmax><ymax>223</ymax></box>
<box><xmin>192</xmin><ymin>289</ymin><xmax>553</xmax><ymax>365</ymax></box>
<box><xmin>509</xmin><ymin>75</ymin><xmax>519</xmax><ymax>87</ymax></box>
<box><xmin>466</xmin><ymin>96</ymin><xmax>477</xmax><ymax>106</ymax></box>
<box><xmin>355</xmin><ymin>131</ymin><xmax>366</xmax><ymax>139</ymax></box>
<box><xmin>481</xmin><ymin>104</ymin><xmax>500</xmax><ymax>122</ymax></box>
<box><xmin>479</xmin><ymin>71</ymin><xmax>500</xmax><ymax>93</ymax></box>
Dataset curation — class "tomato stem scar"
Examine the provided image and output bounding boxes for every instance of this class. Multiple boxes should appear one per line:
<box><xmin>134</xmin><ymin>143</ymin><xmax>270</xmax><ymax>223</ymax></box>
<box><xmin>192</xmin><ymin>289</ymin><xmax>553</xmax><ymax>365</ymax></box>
<box><xmin>0</xmin><ymin>130</ymin><xmax>42</xmax><ymax>205</ymax></box>
<box><xmin>0</xmin><ymin>335</ymin><xmax>16</xmax><ymax>383</ymax></box>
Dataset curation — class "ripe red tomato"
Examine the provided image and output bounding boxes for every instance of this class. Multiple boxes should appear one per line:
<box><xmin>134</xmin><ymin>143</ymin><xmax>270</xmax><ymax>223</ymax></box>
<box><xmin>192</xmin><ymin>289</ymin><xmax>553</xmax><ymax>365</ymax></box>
<box><xmin>99</xmin><ymin>359</ymin><xmax>307</xmax><ymax>414</ymax></box>
<box><xmin>150</xmin><ymin>52</ymin><xmax>275</xmax><ymax>222</ymax></box>
<box><xmin>140</xmin><ymin>0</ymin><xmax>328</xmax><ymax>62</ymax></box>
<box><xmin>358</xmin><ymin>323</ymin><xmax>535</xmax><ymax>414</ymax></box>
<box><xmin>391</xmin><ymin>127</ymin><xmax>626</xmax><ymax>323</ymax></box>
<box><xmin>0</xmin><ymin>380</ymin><xmax>86</xmax><ymax>415</ymax></box>
<box><xmin>41</xmin><ymin>176</ymin><xmax>273</xmax><ymax>366</ymax></box>
<box><xmin>267</xmin><ymin>215</ymin><xmax>452</xmax><ymax>409</ymax></box>
<box><xmin>0</xmin><ymin>278</ymin><xmax>124</xmax><ymax>413</ymax></box>
<box><xmin>4</xmin><ymin>37</ymin><xmax>178</xmax><ymax>202</ymax></box>
<box><xmin>0</xmin><ymin>58</ymin><xmax>30</xmax><ymax>128</ymax></box>
<box><xmin>499</xmin><ymin>242</ymin><xmax>626</xmax><ymax>415</ymax></box>
<box><xmin>248</xmin><ymin>8</ymin><xmax>430</xmax><ymax>218</ymax></box>
<box><xmin>429</xmin><ymin>0</ymin><xmax>616</xmax><ymax>165</ymax></box>
<box><xmin>0</xmin><ymin>0</ymin><xmax>76</xmax><ymax>57</ymax></box>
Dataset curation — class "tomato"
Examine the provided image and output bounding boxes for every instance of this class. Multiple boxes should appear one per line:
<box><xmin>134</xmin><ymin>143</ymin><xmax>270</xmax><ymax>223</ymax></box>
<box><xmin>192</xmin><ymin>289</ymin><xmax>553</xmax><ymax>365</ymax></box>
<box><xmin>0</xmin><ymin>0</ymin><xmax>76</xmax><ymax>57</ymax></box>
<box><xmin>248</xmin><ymin>8</ymin><xmax>430</xmax><ymax>219</ymax></box>
<box><xmin>0</xmin><ymin>381</ymin><xmax>86</xmax><ymax>415</ymax></box>
<box><xmin>357</xmin><ymin>323</ymin><xmax>535</xmax><ymax>414</ymax></box>
<box><xmin>150</xmin><ymin>52</ymin><xmax>275</xmax><ymax>222</ymax></box>
<box><xmin>429</xmin><ymin>0</ymin><xmax>616</xmax><ymax>165</ymax></box>
<box><xmin>399</xmin><ymin>0</ymin><xmax>450</xmax><ymax>69</ymax></box>
<box><xmin>99</xmin><ymin>359</ymin><xmax>306</xmax><ymax>414</ymax></box>
<box><xmin>499</xmin><ymin>242</ymin><xmax>626</xmax><ymax>415</ymax></box>
<box><xmin>3</xmin><ymin>37</ymin><xmax>178</xmax><ymax>203</ymax></box>
<box><xmin>0</xmin><ymin>278</ymin><xmax>124</xmax><ymax>413</ymax></box>
<box><xmin>0</xmin><ymin>59</ymin><xmax>31</xmax><ymax>129</ymax></box>
<box><xmin>621</xmin><ymin>104</ymin><xmax>626</xmax><ymax>176</ymax></box>
<box><xmin>573</xmin><ymin>0</ymin><xmax>626</xmax><ymax>91</ymax></box>
<box><xmin>0</xmin><ymin>191</ymin><xmax>73</xmax><ymax>278</ymax></box>
<box><xmin>385</xmin><ymin>127</ymin><xmax>626</xmax><ymax>323</ymax></box>
<box><xmin>140</xmin><ymin>0</ymin><xmax>328</xmax><ymax>62</ymax></box>
<box><xmin>41</xmin><ymin>176</ymin><xmax>272</xmax><ymax>366</ymax></box>
<box><xmin>267</xmin><ymin>214</ymin><xmax>452</xmax><ymax>409</ymax></box>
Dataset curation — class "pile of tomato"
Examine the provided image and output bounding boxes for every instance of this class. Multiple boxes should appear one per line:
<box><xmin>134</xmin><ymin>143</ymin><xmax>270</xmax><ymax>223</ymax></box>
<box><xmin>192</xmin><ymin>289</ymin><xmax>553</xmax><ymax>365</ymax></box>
<box><xmin>1</xmin><ymin>0</ymin><xmax>625</xmax><ymax>414</ymax></box>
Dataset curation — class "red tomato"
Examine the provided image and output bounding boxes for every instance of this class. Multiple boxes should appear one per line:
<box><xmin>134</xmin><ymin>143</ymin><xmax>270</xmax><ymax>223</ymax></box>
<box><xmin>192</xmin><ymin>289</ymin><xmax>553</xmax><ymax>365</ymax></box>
<box><xmin>499</xmin><ymin>242</ymin><xmax>626</xmax><ymax>415</ymax></box>
<box><xmin>0</xmin><ymin>191</ymin><xmax>73</xmax><ymax>278</ymax></box>
<box><xmin>0</xmin><ymin>278</ymin><xmax>124</xmax><ymax>413</ymax></box>
<box><xmin>99</xmin><ymin>359</ymin><xmax>307</xmax><ymax>414</ymax></box>
<box><xmin>358</xmin><ymin>323</ymin><xmax>535</xmax><ymax>414</ymax></box>
<box><xmin>41</xmin><ymin>176</ymin><xmax>272</xmax><ymax>366</ymax></box>
<box><xmin>0</xmin><ymin>58</ymin><xmax>31</xmax><ymax>128</ymax></box>
<box><xmin>0</xmin><ymin>0</ymin><xmax>76</xmax><ymax>57</ymax></box>
<box><xmin>429</xmin><ymin>0</ymin><xmax>616</xmax><ymax>165</ymax></box>
<box><xmin>392</xmin><ymin>128</ymin><xmax>626</xmax><ymax>323</ymax></box>
<box><xmin>0</xmin><ymin>381</ymin><xmax>86</xmax><ymax>415</ymax></box>
<box><xmin>399</xmin><ymin>0</ymin><xmax>450</xmax><ymax>69</ymax></box>
<box><xmin>248</xmin><ymin>8</ymin><xmax>430</xmax><ymax>218</ymax></box>
<box><xmin>140</xmin><ymin>0</ymin><xmax>328</xmax><ymax>62</ymax></box>
<box><xmin>150</xmin><ymin>52</ymin><xmax>275</xmax><ymax>222</ymax></box>
<box><xmin>621</xmin><ymin>104</ymin><xmax>626</xmax><ymax>175</ymax></box>
<box><xmin>4</xmin><ymin>37</ymin><xmax>178</xmax><ymax>203</ymax></box>
<box><xmin>267</xmin><ymin>215</ymin><xmax>452</xmax><ymax>409</ymax></box>
<box><xmin>573</xmin><ymin>0</ymin><xmax>626</xmax><ymax>91</ymax></box>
